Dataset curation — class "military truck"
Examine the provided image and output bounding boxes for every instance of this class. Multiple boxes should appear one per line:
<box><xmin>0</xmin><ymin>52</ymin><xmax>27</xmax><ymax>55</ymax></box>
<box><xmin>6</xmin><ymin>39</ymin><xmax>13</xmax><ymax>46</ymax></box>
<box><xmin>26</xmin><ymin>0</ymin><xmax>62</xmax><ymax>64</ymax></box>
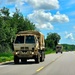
<box><xmin>56</xmin><ymin>44</ymin><xmax>63</xmax><ymax>54</ymax></box>
<box><xmin>13</xmin><ymin>30</ymin><xmax>45</xmax><ymax>64</ymax></box>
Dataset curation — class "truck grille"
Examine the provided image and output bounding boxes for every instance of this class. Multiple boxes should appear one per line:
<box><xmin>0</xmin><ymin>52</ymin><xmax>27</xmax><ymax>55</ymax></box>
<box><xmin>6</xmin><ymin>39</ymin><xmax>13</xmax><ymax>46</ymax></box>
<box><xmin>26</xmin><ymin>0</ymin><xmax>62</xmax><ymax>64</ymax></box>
<box><xmin>25</xmin><ymin>47</ymin><xmax>29</xmax><ymax>50</ymax></box>
<box><xmin>20</xmin><ymin>47</ymin><xmax>30</xmax><ymax>53</ymax></box>
<box><xmin>21</xmin><ymin>47</ymin><xmax>24</xmax><ymax>50</ymax></box>
<box><xmin>22</xmin><ymin>50</ymin><xmax>27</xmax><ymax>52</ymax></box>
<box><xmin>20</xmin><ymin>47</ymin><xmax>29</xmax><ymax>50</ymax></box>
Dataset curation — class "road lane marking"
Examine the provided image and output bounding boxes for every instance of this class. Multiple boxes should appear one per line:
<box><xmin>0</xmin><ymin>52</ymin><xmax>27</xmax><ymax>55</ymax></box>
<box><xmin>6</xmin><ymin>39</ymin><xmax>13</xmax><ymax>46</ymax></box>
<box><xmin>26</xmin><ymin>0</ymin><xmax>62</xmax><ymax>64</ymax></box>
<box><xmin>36</xmin><ymin>67</ymin><xmax>44</xmax><ymax>72</ymax></box>
<box><xmin>36</xmin><ymin>54</ymin><xmax>63</xmax><ymax>72</ymax></box>
<box><xmin>33</xmin><ymin>55</ymin><xmax>63</xmax><ymax>75</ymax></box>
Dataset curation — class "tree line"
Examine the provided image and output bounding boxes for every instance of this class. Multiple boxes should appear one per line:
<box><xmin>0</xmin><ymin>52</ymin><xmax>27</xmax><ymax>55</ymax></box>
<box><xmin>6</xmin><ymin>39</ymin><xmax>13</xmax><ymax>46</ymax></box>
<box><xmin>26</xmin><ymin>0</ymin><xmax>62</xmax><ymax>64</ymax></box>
<box><xmin>0</xmin><ymin>7</ymin><xmax>75</xmax><ymax>54</ymax></box>
<box><xmin>62</xmin><ymin>44</ymin><xmax>75</xmax><ymax>51</ymax></box>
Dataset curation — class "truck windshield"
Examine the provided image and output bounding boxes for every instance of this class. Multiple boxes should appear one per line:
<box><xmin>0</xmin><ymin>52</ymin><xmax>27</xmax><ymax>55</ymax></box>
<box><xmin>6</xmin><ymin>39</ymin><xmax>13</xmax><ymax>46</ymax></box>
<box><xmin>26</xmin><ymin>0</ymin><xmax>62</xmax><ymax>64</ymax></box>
<box><xmin>15</xmin><ymin>36</ymin><xmax>24</xmax><ymax>43</ymax></box>
<box><xmin>25</xmin><ymin>35</ymin><xmax>35</xmax><ymax>43</ymax></box>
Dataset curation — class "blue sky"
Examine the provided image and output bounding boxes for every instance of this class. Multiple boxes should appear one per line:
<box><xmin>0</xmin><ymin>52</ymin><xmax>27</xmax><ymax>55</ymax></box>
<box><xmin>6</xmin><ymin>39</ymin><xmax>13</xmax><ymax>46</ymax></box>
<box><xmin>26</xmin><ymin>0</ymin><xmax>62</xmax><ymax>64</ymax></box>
<box><xmin>0</xmin><ymin>0</ymin><xmax>75</xmax><ymax>45</ymax></box>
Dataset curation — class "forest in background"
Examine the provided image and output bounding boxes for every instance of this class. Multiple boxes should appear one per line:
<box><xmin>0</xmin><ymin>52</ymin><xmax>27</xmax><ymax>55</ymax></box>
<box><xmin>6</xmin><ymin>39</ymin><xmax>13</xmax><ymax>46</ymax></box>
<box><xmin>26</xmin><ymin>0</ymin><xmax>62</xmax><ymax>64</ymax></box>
<box><xmin>62</xmin><ymin>44</ymin><xmax>75</xmax><ymax>51</ymax></box>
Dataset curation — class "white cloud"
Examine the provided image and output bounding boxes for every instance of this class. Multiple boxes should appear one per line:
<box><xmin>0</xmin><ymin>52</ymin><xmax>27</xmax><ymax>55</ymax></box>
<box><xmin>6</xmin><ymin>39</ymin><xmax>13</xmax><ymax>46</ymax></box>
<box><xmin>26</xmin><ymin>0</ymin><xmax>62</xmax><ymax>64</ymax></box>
<box><xmin>28</xmin><ymin>10</ymin><xmax>54</xmax><ymax>30</ymax></box>
<box><xmin>6</xmin><ymin>0</ymin><xmax>59</xmax><ymax>10</ymax></box>
<box><xmin>65</xmin><ymin>32</ymin><xmax>74</xmax><ymax>40</ymax></box>
<box><xmin>5</xmin><ymin>0</ymin><xmax>69</xmax><ymax>30</ymax></box>
<box><xmin>36</xmin><ymin>23</ymin><xmax>54</xmax><ymax>30</ymax></box>
<box><xmin>28</xmin><ymin>10</ymin><xmax>53</xmax><ymax>23</ymax></box>
<box><xmin>28</xmin><ymin>10</ymin><xmax>69</xmax><ymax>30</ymax></box>
<box><xmin>25</xmin><ymin>0</ymin><xmax>59</xmax><ymax>10</ymax></box>
<box><xmin>52</xmin><ymin>11</ymin><xmax>69</xmax><ymax>23</ymax></box>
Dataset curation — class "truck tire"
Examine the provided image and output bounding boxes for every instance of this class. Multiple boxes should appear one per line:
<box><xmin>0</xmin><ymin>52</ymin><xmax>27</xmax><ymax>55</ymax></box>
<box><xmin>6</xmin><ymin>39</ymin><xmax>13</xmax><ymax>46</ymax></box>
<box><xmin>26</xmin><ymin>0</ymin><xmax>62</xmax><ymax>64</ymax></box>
<box><xmin>40</xmin><ymin>52</ymin><xmax>45</xmax><ymax>62</ymax></box>
<box><xmin>61</xmin><ymin>51</ymin><xmax>63</xmax><ymax>54</ymax></box>
<box><xmin>56</xmin><ymin>51</ymin><xmax>58</xmax><ymax>54</ymax></box>
<box><xmin>14</xmin><ymin>55</ymin><xmax>19</xmax><ymax>64</ymax></box>
<box><xmin>35</xmin><ymin>54</ymin><xmax>40</xmax><ymax>63</ymax></box>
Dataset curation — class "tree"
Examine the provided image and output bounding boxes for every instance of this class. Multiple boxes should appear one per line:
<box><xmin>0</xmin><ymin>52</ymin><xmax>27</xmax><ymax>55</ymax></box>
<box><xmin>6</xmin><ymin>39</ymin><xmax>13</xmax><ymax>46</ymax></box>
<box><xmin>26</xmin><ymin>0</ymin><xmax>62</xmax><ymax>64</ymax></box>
<box><xmin>0</xmin><ymin>7</ymin><xmax>36</xmax><ymax>53</ymax></box>
<box><xmin>45</xmin><ymin>33</ymin><xmax>61</xmax><ymax>49</ymax></box>
<box><xmin>12</xmin><ymin>8</ymin><xmax>36</xmax><ymax>33</ymax></box>
<box><xmin>62</xmin><ymin>44</ymin><xmax>75</xmax><ymax>51</ymax></box>
<box><xmin>0</xmin><ymin>7</ymin><xmax>10</xmax><ymax>20</ymax></box>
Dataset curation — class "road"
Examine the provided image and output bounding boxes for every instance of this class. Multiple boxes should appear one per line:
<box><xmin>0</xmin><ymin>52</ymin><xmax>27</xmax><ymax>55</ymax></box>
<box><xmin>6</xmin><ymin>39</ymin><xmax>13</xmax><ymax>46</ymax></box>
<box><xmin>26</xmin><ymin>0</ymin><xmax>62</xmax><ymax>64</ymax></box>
<box><xmin>0</xmin><ymin>52</ymin><xmax>75</xmax><ymax>75</ymax></box>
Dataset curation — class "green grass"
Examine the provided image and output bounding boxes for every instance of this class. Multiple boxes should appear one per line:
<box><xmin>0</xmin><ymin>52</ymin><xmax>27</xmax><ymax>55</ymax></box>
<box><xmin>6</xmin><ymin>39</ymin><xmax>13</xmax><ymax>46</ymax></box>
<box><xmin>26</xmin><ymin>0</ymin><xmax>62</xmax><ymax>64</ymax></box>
<box><xmin>0</xmin><ymin>56</ymin><xmax>13</xmax><ymax>63</ymax></box>
<box><xmin>45</xmin><ymin>48</ymin><xmax>55</xmax><ymax>54</ymax></box>
<box><xmin>0</xmin><ymin>52</ymin><xmax>13</xmax><ymax>63</ymax></box>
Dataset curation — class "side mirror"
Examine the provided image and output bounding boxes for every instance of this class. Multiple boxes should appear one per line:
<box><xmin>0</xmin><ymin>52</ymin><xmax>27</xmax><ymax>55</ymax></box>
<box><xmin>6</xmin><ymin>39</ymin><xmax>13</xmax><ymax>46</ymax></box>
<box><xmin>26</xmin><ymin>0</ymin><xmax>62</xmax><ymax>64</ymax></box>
<box><xmin>11</xmin><ymin>37</ymin><xmax>14</xmax><ymax>43</ymax></box>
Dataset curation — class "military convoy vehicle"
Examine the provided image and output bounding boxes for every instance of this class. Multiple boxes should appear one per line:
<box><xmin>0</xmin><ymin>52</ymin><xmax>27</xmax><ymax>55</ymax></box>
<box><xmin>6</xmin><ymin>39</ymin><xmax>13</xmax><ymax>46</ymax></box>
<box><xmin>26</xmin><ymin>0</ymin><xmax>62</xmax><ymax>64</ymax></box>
<box><xmin>13</xmin><ymin>30</ymin><xmax>45</xmax><ymax>64</ymax></box>
<box><xmin>56</xmin><ymin>44</ymin><xmax>63</xmax><ymax>54</ymax></box>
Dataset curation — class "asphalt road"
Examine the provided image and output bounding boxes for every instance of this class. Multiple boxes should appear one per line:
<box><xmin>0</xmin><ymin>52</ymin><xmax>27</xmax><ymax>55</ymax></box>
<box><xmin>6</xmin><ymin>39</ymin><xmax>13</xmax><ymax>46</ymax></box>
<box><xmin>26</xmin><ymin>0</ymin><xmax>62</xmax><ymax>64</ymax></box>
<box><xmin>0</xmin><ymin>52</ymin><xmax>75</xmax><ymax>75</ymax></box>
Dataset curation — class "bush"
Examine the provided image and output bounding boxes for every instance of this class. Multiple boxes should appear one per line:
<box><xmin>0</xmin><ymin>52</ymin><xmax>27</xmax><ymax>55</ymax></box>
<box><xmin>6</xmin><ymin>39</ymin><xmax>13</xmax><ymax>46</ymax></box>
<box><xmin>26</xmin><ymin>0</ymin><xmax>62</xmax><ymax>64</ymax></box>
<box><xmin>0</xmin><ymin>56</ymin><xmax>13</xmax><ymax>63</ymax></box>
<box><xmin>0</xmin><ymin>44</ymin><xmax>13</xmax><ymax>62</ymax></box>
<box><xmin>45</xmin><ymin>47</ymin><xmax>55</xmax><ymax>54</ymax></box>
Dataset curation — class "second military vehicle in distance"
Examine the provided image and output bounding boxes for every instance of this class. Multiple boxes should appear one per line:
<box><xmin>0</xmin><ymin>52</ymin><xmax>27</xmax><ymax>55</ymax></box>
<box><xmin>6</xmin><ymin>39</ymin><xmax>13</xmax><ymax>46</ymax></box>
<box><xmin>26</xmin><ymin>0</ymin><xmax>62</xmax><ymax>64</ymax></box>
<box><xmin>56</xmin><ymin>44</ymin><xmax>63</xmax><ymax>54</ymax></box>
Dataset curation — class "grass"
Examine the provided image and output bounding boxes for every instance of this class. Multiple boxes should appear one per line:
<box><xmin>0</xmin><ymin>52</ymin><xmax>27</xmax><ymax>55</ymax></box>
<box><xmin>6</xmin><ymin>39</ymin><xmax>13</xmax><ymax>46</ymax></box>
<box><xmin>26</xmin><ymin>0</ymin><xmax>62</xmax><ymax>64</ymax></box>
<box><xmin>45</xmin><ymin>48</ymin><xmax>55</xmax><ymax>54</ymax></box>
<box><xmin>0</xmin><ymin>52</ymin><xmax>13</xmax><ymax>63</ymax></box>
<box><xmin>0</xmin><ymin>56</ymin><xmax>13</xmax><ymax>63</ymax></box>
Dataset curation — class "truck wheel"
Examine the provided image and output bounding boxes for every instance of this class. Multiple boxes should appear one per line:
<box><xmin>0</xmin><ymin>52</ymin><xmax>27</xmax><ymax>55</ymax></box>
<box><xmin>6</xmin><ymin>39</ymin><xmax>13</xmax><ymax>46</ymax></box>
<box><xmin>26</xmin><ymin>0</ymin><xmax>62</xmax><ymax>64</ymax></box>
<box><xmin>14</xmin><ymin>55</ymin><xmax>19</xmax><ymax>64</ymax></box>
<box><xmin>40</xmin><ymin>52</ymin><xmax>45</xmax><ymax>62</ymax></box>
<box><xmin>56</xmin><ymin>52</ymin><xmax>58</xmax><ymax>54</ymax></box>
<box><xmin>61</xmin><ymin>51</ymin><xmax>63</xmax><ymax>54</ymax></box>
<box><xmin>35</xmin><ymin>54</ymin><xmax>40</xmax><ymax>63</ymax></box>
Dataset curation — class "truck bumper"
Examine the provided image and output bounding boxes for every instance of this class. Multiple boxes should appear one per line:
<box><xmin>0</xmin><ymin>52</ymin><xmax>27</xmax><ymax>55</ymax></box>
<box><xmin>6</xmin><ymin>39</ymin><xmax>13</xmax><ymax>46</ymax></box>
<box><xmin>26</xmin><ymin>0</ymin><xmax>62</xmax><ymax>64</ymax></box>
<box><xmin>14</xmin><ymin>51</ymin><xmax>38</xmax><ymax>59</ymax></box>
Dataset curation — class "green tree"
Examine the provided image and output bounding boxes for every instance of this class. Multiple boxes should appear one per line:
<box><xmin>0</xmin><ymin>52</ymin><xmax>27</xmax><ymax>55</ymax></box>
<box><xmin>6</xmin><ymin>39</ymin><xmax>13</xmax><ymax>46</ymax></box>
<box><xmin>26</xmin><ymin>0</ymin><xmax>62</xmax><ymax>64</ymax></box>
<box><xmin>62</xmin><ymin>44</ymin><xmax>75</xmax><ymax>51</ymax></box>
<box><xmin>46</xmin><ymin>33</ymin><xmax>61</xmax><ymax>49</ymax></box>
<box><xmin>0</xmin><ymin>7</ymin><xmax>36</xmax><ymax>53</ymax></box>
<box><xmin>12</xmin><ymin>8</ymin><xmax>36</xmax><ymax>33</ymax></box>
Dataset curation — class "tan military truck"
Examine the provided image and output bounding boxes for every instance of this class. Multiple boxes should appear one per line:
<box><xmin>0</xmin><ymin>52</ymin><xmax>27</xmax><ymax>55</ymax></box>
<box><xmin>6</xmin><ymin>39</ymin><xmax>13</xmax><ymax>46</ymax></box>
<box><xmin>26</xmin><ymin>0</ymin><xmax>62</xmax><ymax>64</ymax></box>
<box><xmin>13</xmin><ymin>30</ymin><xmax>45</xmax><ymax>64</ymax></box>
<box><xmin>56</xmin><ymin>44</ymin><xmax>63</xmax><ymax>54</ymax></box>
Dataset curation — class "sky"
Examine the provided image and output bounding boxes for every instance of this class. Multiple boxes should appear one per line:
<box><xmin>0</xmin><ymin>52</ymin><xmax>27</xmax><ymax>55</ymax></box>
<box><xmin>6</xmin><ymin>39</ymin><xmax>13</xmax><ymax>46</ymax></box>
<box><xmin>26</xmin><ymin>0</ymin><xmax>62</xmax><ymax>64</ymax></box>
<box><xmin>0</xmin><ymin>0</ymin><xmax>75</xmax><ymax>45</ymax></box>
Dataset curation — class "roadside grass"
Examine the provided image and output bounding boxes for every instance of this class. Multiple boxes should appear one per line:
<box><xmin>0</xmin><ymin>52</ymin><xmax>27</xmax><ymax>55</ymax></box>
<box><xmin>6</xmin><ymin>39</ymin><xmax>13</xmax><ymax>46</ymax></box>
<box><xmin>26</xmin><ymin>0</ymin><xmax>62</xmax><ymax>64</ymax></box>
<box><xmin>0</xmin><ymin>56</ymin><xmax>13</xmax><ymax>63</ymax></box>
<box><xmin>45</xmin><ymin>48</ymin><xmax>55</xmax><ymax>54</ymax></box>
<box><xmin>0</xmin><ymin>52</ymin><xmax>13</xmax><ymax>63</ymax></box>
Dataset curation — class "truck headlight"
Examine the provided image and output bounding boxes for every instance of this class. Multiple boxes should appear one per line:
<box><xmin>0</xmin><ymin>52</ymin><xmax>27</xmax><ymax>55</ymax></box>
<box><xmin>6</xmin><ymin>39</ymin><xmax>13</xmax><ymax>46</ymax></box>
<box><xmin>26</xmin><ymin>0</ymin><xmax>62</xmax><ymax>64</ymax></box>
<box><xmin>14</xmin><ymin>50</ymin><xmax>19</xmax><ymax>55</ymax></box>
<box><xmin>32</xmin><ymin>52</ymin><xmax>34</xmax><ymax>54</ymax></box>
<box><xmin>15</xmin><ymin>52</ymin><xmax>18</xmax><ymax>55</ymax></box>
